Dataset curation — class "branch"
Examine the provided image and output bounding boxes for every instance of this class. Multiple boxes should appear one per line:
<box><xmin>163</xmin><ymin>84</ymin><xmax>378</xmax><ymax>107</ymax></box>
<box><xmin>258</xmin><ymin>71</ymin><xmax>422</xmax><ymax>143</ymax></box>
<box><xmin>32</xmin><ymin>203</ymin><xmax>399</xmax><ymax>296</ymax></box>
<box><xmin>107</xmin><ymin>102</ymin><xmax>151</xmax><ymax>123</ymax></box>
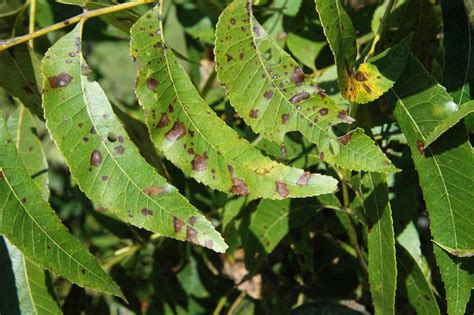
<box><xmin>0</xmin><ymin>0</ymin><xmax>154</xmax><ymax>52</ymax></box>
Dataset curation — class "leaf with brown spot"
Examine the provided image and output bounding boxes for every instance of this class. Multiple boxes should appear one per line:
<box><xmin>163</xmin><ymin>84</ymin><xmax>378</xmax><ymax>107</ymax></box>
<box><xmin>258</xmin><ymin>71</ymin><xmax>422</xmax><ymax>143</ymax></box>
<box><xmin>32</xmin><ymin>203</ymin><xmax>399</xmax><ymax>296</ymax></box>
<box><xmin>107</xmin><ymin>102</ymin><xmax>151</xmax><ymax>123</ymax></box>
<box><xmin>42</xmin><ymin>22</ymin><xmax>227</xmax><ymax>253</ymax></box>
<box><xmin>215</xmin><ymin>0</ymin><xmax>396</xmax><ymax>173</ymax></box>
<box><xmin>131</xmin><ymin>6</ymin><xmax>338</xmax><ymax>199</ymax></box>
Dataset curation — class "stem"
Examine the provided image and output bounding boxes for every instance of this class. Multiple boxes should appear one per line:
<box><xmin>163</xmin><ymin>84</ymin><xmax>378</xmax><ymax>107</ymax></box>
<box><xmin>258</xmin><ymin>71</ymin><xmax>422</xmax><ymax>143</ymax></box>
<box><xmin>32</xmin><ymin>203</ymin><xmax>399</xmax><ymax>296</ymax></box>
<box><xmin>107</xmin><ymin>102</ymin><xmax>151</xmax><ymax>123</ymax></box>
<box><xmin>0</xmin><ymin>0</ymin><xmax>154</xmax><ymax>52</ymax></box>
<box><xmin>366</xmin><ymin>0</ymin><xmax>396</xmax><ymax>60</ymax></box>
<box><xmin>28</xmin><ymin>0</ymin><xmax>36</xmax><ymax>48</ymax></box>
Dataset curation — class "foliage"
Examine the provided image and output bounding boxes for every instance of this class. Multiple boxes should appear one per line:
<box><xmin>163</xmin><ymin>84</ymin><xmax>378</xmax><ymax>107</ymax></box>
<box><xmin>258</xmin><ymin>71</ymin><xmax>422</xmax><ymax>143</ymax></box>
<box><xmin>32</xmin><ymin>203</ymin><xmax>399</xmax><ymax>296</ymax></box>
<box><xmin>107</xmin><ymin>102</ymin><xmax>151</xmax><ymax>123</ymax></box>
<box><xmin>0</xmin><ymin>0</ymin><xmax>473</xmax><ymax>314</ymax></box>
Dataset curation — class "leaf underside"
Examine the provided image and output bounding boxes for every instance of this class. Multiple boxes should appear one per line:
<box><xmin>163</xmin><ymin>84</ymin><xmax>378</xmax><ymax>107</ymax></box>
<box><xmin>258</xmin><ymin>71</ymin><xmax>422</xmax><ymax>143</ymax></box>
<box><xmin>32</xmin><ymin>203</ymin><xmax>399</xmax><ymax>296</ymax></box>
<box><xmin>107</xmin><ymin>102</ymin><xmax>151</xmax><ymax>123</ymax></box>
<box><xmin>215</xmin><ymin>0</ymin><xmax>395</xmax><ymax>173</ymax></box>
<box><xmin>41</xmin><ymin>22</ymin><xmax>227</xmax><ymax>253</ymax></box>
<box><xmin>131</xmin><ymin>5</ymin><xmax>338</xmax><ymax>200</ymax></box>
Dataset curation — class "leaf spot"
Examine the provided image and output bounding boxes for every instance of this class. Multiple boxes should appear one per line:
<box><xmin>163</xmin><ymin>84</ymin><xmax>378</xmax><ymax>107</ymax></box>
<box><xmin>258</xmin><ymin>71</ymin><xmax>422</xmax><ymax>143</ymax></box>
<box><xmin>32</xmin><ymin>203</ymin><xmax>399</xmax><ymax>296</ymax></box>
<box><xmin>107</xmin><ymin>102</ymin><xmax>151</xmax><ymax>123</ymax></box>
<box><xmin>281</xmin><ymin>113</ymin><xmax>290</xmax><ymax>124</ymax></box>
<box><xmin>188</xmin><ymin>216</ymin><xmax>197</xmax><ymax>225</ymax></box>
<box><xmin>157</xmin><ymin>112</ymin><xmax>170</xmax><ymax>128</ymax></box>
<box><xmin>416</xmin><ymin>140</ymin><xmax>425</xmax><ymax>155</ymax></box>
<box><xmin>264</xmin><ymin>90</ymin><xmax>274</xmax><ymax>99</ymax></box>
<box><xmin>141</xmin><ymin>208</ymin><xmax>154</xmax><ymax>216</ymax></box>
<box><xmin>249</xmin><ymin>109</ymin><xmax>259</xmax><ymax>119</ymax></box>
<box><xmin>186</xmin><ymin>226</ymin><xmax>199</xmax><ymax>243</ymax></box>
<box><xmin>147</xmin><ymin>77</ymin><xmax>160</xmax><ymax>90</ymax></box>
<box><xmin>114</xmin><ymin>146</ymin><xmax>125</xmax><ymax>155</ymax></box>
<box><xmin>173</xmin><ymin>217</ymin><xmax>184</xmax><ymax>233</ymax></box>
<box><xmin>191</xmin><ymin>153</ymin><xmax>208</xmax><ymax>171</ymax></box>
<box><xmin>143</xmin><ymin>186</ymin><xmax>166</xmax><ymax>196</ymax></box>
<box><xmin>48</xmin><ymin>73</ymin><xmax>73</xmax><ymax>89</ymax></box>
<box><xmin>291</xmin><ymin>67</ymin><xmax>305</xmax><ymax>85</ymax></box>
<box><xmin>90</xmin><ymin>150</ymin><xmax>103</xmax><ymax>166</ymax></box>
<box><xmin>297</xmin><ymin>172</ymin><xmax>311</xmax><ymax>186</ymax></box>
<box><xmin>165</xmin><ymin>122</ymin><xmax>186</xmax><ymax>143</ymax></box>
<box><xmin>275</xmin><ymin>181</ymin><xmax>289</xmax><ymax>198</ymax></box>
<box><xmin>289</xmin><ymin>91</ymin><xmax>310</xmax><ymax>104</ymax></box>
<box><xmin>319</xmin><ymin>108</ymin><xmax>328</xmax><ymax>115</ymax></box>
<box><xmin>338</xmin><ymin>133</ymin><xmax>353</xmax><ymax>145</ymax></box>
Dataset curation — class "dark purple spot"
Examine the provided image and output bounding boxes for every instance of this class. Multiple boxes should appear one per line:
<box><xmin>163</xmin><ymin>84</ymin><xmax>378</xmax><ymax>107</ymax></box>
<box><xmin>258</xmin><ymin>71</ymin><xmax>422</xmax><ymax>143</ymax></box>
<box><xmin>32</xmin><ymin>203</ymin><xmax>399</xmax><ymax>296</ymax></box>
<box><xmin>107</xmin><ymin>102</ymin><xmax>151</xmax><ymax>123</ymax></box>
<box><xmin>21</xmin><ymin>197</ymin><xmax>27</xmax><ymax>204</ymax></box>
<box><xmin>157</xmin><ymin>112</ymin><xmax>170</xmax><ymax>128</ymax></box>
<box><xmin>264</xmin><ymin>90</ymin><xmax>273</xmax><ymax>99</ymax></box>
<box><xmin>319</xmin><ymin>152</ymin><xmax>324</xmax><ymax>161</ymax></box>
<box><xmin>186</xmin><ymin>226</ymin><xmax>199</xmax><ymax>243</ymax></box>
<box><xmin>416</xmin><ymin>140</ymin><xmax>425</xmax><ymax>155</ymax></box>
<box><xmin>337</xmin><ymin>110</ymin><xmax>355</xmax><ymax>123</ymax></box>
<box><xmin>231</xmin><ymin>178</ymin><xmax>248</xmax><ymax>195</ymax></box>
<box><xmin>147</xmin><ymin>78</ymin><xmax>159</xmax><ymax>90</ymax></box>
<box><xmin>239</xmin><ymin>51</ymin><xmax>244</xmax><ymax>60</ymax></box>
<box><xmin>90</xmin><ymin>150</ymin><xmax>103</xmax><ymax>166</ymax></box>
<box><xmin>141</xmin><ymin>208</ymin><xmax>153</xmax><ymax>216</ymax></box>
<box><xmin>249</xmin><ymin>109</ymin><xmax>259</xmax><ymax>119</ymax></box>
<box><xmin>191</xmin><ymin>153</ymin><xmax>208</xmax><ymax>171</ymax></box>
<box><xmin>291</xmin><ymin>67</ymin><xmax>305</xmax><ymax>85</ymax></box>
<box><xmin>319</xmin><ymin>108</ymin><xmax>328</xmax><ymax>115</ymax></box>
<box><xmin>165</xmin><ymin>122</ymin><xmax>186</xmax><ymax>143</ymax></box>
<box><xmin>101</xmin><ymin>175</ymin><xmax>109</xmax><ymax>181</ymax></box>
<box><xmin>115</xmin><ymin>146</ymin><xmax>125</xmax><ymax>154</ymax></box>
<box><xmin>0</xmin><ymin>171</ymin><xmax>3</xmax><ymax>181</ymax></box>
<box><xmin>78</xmin><ymin>123</ymin><xmax>83</xmax><ymax>128</ymax></box>
<box><xmin>355</xmin><ymin>71</ymin><xmax>368</xmax><ymax>81</ymax></box>
<box><xmin>173</xmin><ymin>217</ymin><xmax>184</xmax><ymax>232</ymax></box>
<box><xmin>143</xmin><ymin>186</ymin><xmax>166</xmax><ymax>196</ymax></box>
<box><xmin>168</xmin><ymin>104</ymin><xmax>174</xmax><ymax>112</ymax></box>
<box><xmin>48</xmin><ymin>73</ymin><xmax>73</xmax><ymax>89</ymax></box>
<box><xmin>289</xmin><ymin>91</ymin><xmax>310</xmax><ymax>104</ymax></box>
<box><xmin>226</xmin><ymin>54</ymin><xmax>233</xmax><ymax>62</ymax></box>
<box><xmin>188</xmin><ymin>216</ymin><xmax>197</xmax><ymax>225</ymax></box>
<box><xmin>338</xmin><ymin>133</ymin><xmax>353</xmax><ymax>145</ymax></box>
<box><xmin>297</xmin><ymin>172</ymin><xmax>311</xmax><ymax>186</ymax></box>
<box><xmin>118</xmin><ymin>136</ymin><xmax>124</xmax><ymax>143</ymax></box>
<box><xmin>90</xmin><ymin>127</ymin><xmax>96</xmax><ymax>134</ymax></box>
<box><xmin>281</xmin><ymin>113</ymin><xmax>290</xmax><ymax>124</ymax></box>
<box><xmin>276</xmin><ymin>181</ymin><xmax>289</xmax><ymax>198</ymax></box>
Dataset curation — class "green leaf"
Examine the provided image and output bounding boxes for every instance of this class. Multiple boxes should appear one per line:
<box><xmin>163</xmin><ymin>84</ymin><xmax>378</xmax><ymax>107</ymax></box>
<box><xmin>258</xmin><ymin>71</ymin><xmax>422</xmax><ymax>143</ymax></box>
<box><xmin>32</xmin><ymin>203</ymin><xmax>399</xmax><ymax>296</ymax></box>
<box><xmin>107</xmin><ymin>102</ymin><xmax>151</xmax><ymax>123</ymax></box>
<box><xmin>396</xmin><ymin>245</ymin><xmax>440</xmax><ymax>315</ymax></box>
<box><xmin>360</xmin><ymin>172</ymin><xmax>396</xmax><ymax>315</ymax></box>
<box><xmin>131</xmin><ymin>5</ymin><xmax>337</xmax><ymax>199</ymax></box>
<box><xmin>433</xmin><ymin>241</ymin><xmax>474</xmax><ymax>258</ymax></box>
<box><xmin>286</xmin><ymin>31</ymin><xmax>325</xmax><ymax>71</ymax></box>
<box><xmin>315</xmin><ymin>0</ymin><xmax>411</xmax><ymax>104</ymax></box>
<box><xmin>441</xmin><ymin>0</ymin><xmax>473</xmax><ymax>105</ymax></box>
<box><xmin>41</xmin><ymin>22</ymin><xmax>227</xmax><ymax>253</ymax></box>
<box><xmin>244</xmin><ymin>199</ymin><xmax>324</xmax><ymax>273</ymax></box>
<box><xmin>7</xmin><ymin>105</ymin><xmax>49</xmax><ymax>200</ymax></box>
<box><xmin>215</xmin><ymin>0</ymin><xmax>395</xmax><ymax>173</ymax></box>
<box><xmin>388</xmin><ymin>55</ymin><xmax>474</xmax><ymax>315</ymax></box>
<box><xmin>424</xmin><ymin>100</ymin><xmax>474</xmax><ymax>147</ymax></box>
<box><xmin>3</xmin><ymin>238</ymin><xmax>61</xmax><ymax>315</ymax></box>
<box><xmin>0</xmin><ymin>44</ymin><xmax>43</xmax><ymax>117</ymax></box>
<box><xmin>0</xmin><ymin>114</ymin><xmax>123</xmax><ymax>299</ymax></box>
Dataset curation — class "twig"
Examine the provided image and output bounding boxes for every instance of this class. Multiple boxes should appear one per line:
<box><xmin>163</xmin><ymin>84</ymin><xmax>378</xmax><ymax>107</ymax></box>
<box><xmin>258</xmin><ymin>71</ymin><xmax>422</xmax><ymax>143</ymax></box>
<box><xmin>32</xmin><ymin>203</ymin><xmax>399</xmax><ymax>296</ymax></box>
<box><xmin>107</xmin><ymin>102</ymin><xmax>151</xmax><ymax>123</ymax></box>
<box><xmin>0</xmin><ymin>0</ymin><xmax>154</xmax><ymax>52</ymax></box>
<box><xmin>366</xmin><ymin>0</ymin><xmax>396</xmax><ymax>60</ymax></box>
<box><xmin>28</xmin><ymin>0</ymin><xmax>36</xmax><ymax>48</ymax></box>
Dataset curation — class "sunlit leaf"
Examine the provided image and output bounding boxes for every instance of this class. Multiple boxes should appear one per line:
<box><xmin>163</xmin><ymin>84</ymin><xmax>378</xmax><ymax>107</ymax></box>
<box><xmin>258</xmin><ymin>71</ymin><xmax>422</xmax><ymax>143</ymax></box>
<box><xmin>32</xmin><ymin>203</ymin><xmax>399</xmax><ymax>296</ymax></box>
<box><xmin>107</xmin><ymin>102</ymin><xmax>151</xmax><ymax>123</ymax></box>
<box><xmin>131</xmin><ymin>5</ymin><xmax>338</xmax><ymax>199</ymax></box>
<box><xmin>41</xmin><ymin>22</ymin><xmax>227</xmax><ymax>253</ymax></box>
<box><xmin>360</xmin><ymin>172</ymin><xmax>396</xmax><ymax>315</ymax></box>
<box><xmin>215</xmin><ymin>0</ymin><xmax>395</xmax><ymax>173</ymax></box>
<box><xmin>0</xmin><ymin>114</ymin><xmax>123</xmax><ymax>299</ymax></box>
<box><xmin>315</xmin><ymin>0</ymin><xmax>411</xmax><ymax>104</ymax></box>
<box><xmin>389</xmin><ymin>55</ymin><xmax>474</xmax><ymax>315</ymax></box>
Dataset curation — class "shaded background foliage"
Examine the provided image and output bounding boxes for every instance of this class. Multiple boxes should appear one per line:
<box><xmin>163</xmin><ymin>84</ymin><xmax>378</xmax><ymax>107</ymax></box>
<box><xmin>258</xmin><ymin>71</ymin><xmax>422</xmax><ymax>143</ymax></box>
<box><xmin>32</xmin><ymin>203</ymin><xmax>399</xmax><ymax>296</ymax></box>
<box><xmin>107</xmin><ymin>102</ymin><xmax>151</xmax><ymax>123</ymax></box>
<box><xmin>0</xmin><ymin>0</ymin><xmax>473</xmax><ymax>314</ymax></box>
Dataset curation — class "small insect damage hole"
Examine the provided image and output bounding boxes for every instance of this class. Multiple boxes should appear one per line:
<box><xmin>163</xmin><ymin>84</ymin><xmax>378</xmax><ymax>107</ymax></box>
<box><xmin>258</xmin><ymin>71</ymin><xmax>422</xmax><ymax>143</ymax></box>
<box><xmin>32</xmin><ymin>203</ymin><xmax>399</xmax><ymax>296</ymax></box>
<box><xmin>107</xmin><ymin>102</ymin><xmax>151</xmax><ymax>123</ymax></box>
<box><xmin>107</xmin><ymin>132</ymin><xmax>118</xmax><ymax>142</ymax></box>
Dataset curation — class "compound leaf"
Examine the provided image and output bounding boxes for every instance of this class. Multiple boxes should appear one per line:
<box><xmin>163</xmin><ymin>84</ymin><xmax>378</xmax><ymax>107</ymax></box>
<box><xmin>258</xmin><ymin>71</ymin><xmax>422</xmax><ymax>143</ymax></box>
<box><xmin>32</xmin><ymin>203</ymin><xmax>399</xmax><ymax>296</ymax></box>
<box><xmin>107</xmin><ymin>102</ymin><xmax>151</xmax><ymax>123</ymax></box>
<box><xmin>0</xmin><ymin>114</ymin><xmax>123</xmax><ymax>299</ymax></box>
<box><xmin>131</xmin><ymin>5</ymin><xmax>338</xmax><ymax>199</ymax></box>
<box><xmin>215</xmin><ymin>0</ymin><xmax>395</xmax><ymax>173</ymax></box>
<box><xmin>389</xmin><ymin>55</ymin><xmax>474</xmax><ymax>315</ymax></box>
<box><xmin>41</xmin><ymin>22</ymin><xmax>227</xmax><ymax>253</ymax></box>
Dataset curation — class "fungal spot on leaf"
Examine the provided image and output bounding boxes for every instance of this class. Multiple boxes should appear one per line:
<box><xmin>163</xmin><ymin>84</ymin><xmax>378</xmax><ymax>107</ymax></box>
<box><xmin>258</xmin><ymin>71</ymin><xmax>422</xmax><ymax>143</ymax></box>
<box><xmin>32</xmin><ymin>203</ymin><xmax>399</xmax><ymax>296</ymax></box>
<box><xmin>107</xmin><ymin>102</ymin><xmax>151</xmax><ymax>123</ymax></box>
<box><xmin>281</xmin><ymin>113</ymin><xmax>290</xmax><ymax>124</ymax></box>
<box><xmin>75</xmin><ymin>37</ymin><xmax>81</xmax><ymax>52</ymax></box>
<box><xmin>337</xmin><ymin>110</ymin><xmax>355</xmax><ymax>123</ymax></box>
<box><xmin>90</xmin><ymin>150</ymin><xmax>103</xmax><ymax>166</ymax></box>
<box><xmin>157</xmin><ymin>112</ymin><xmax>170</xmax><ymax>128</ymax></box>
<box><xmin>90</xmin><ymin>127</ymin><xmax>96</xmax><ymax>134</ymax></box>
<box><xmin>264</xmin><ymin>90</ymin><xmax>273</xmax><ymax>99</ymax></box>
<box><xmin>354</xmin><ymin>71</ymin><xmax>368</xmax><ymax>81</ymax></box>
<box><xmin>69</xmin><ymin>52</ymin><xmax>76</xmax><ymax>57</ymax></box>
<box><xmin>226</xmin><ymin>54</ymin><xmax>233</xmax><ymax>62</ymax></box>
<box><xmin>416</xmin><ymin>140</ymin><xmax>425</xmax><ymax>155</ymax></box>
<box><xmin>338</xmin><ymin>133</ymin><xmax>353</xmax><ymax>145</ymax></box>
<box><xmin>165</xmin><ymin>122</ymin><xmax>186</xmax><ymax>143</ymax></box>
<box><xmin>186</xmin><ymin>226</ymin><xmax>199</xmax><ymax>243</ymax></box>
<box><xmin>319</xmin><ymin>152</ymin><xmax>324</xmax><ymax>161</ymax></box>
<box><xmin>147</xmin><ymin>77</ymin><xmax>159</xmax><ymax>90</ymax></box>
<box><xmin>21</xmin><ymin>197</ymin><xmax>27</xmax><ymax>204</ymax></box>
<box><xmin>118</xmin><ymin>136</ymin><xmax>124</xmax><ymax>143</ymax></box>
<box><xmin>239</xmin><ymin>51</ymin><xmax>244</xmax><ymax>60</ymax></box>
<box><xmin>230</xmin><ymin>18</ymin><xmax>236</xmax><ymax>24</ymax></box>
<box><xmin>297</xmin><ymin>172</ymin><xmax>311</xmax><ymax>186</ymax></box>
<box><xmin>143</xmin><ymin>186</ymin><xmax>166</xmax><ymax>196</ymax></box>
<box><xmin>188</xmin><ymin>216</ymin><xmax>197</xmax><ymax>225</ymax></box>
<box><xmin>101</xmin><ymin>175</ymin><xmax>109</xmax><ymax>181</ymax></box>
<box><xmin>276</xmin><ymin>181</ymin><xmax>289</xmax><ymax>198</ymax></box>
<box><xmin>0</xmin><ymin>170</ymin><xmax>3</xmax><ymax>181</ymax></box>
<box><xmin>289</xmin><ymin>91</ymin><xmax>310</xmax><ymax>104</ymax></box>
<box><xmin>141</xmin><ymin>208</ymin><xmax>154</xmax><ymax>216</ymax></box>
<box><xmin>249</xmin><ymin>109</ymin><xmax>259</xmax><ymax>119</ymax></box>
<box><xmin>114</xmin><ymin>146</ymin><xmax>125</xmax><ymax>155</ymax></box>
<box><xmin>363</xmin><ymin>84</ymin><xmax>372</xmax><ymax>94</ymax></box>
<box><xmin>81</xmin><ymin>268</ymin><xmax>86</xmax><ymax>275</ymax></box>
<box><xmin>173</xmin><ymin>217</ymin><xmax>184</xmax><ymax>232</ymax></box>
<box><xmin>252</xmin><ymin>26</ymin><xmax>261</xmax><ymax>37</ymax></box>
<box><xmin>291</xmin><ymin>67</ymin><xmax>305</xmax><ymax>85</ymax></box>
<box><xmin>228</xmin><ymin>165</ymin><xmax>248</xmax><ymax>195</ymax></box>
<box><xmin>48</xmin><ymin>73</ymin><xmax>73</xmax><ymax>88</ymax></box>
<box><xmin>191</xmin><ymin>153</ymin><xmax>208</xmax><ymax>171</ymax></box>
<box><xmin>205</xmin><ymin>240</ymin><xmax>214</xmax><ymax>249</ymax></box>
<box><xmin>319</xmin><ymin>108</ymin><xmax>328</xmax><ymax>115</ymax></box>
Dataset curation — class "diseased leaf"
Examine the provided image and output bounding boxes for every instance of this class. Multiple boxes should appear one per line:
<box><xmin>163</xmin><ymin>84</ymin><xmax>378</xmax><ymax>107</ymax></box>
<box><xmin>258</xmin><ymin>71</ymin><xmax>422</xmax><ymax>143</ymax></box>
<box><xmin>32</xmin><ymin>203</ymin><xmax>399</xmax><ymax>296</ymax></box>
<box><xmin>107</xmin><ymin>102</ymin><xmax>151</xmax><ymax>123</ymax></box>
<box><xmin>0</xmin><ymin>44</ymin><xmax>43</xmax><ymax>117</ymax></box>
<box><xmin>0</xmin><ymin>114</ymin><xmax>123</xmax><ymax>299</ymax></box>
<box><xmin>388</xmin><ymin>55</ymin><xmax>474</xmax><ymax>315</ymax></box>
<box><xmin>131</xmin><ymin>5</ymin><xmax>337</xmax><ymax>199</ymax></box>
<box><xmin>433</xmin><ymin>241</ymin><xmax>474</xmax><ymax>258</ymax></box>
<box><xmin>315</xmin><ymin>0</ymin><xmax>411</xmax><ymax>104</ymax></box>
<box><xmin>397</xmin><ymin>245</ymin><xmax>440</xmax><ymax>315</ymax></box>
<box><xmin>3</xmin><ymin>238</ymin><xmax>61</xmax><ymax>315</ymax></box>
<box><xmin>441</xmin><ymin>0</ymin><xmax>474</xmax><ymax>105</ymax></box>
<box><xmin>42</xmin><ymin>22</ymin><xmax>227</xmax><ymax>253</ymax></box>
<box><xmin>360</xmin><ymin>172</ymin><xmax>396</xmax><ymax>315</ymax></box>
<box><xmin>7</xmin><ymin>105</ymin><xmax>49</xmax><ymax>200</ymax></box>
<box><xmin>244</xmin><ymin>199</ymin><xmax>324</xmax><ymax>273</ymax></box>
<box><xmin>424</xmin><ymin>100</ymin><xmax>474</xmax><ymax>147</ymax></box>
<box><xmin>215</xmin><ymin>0</ymin><xmax>395</xmax><ymax>173</ymax></box>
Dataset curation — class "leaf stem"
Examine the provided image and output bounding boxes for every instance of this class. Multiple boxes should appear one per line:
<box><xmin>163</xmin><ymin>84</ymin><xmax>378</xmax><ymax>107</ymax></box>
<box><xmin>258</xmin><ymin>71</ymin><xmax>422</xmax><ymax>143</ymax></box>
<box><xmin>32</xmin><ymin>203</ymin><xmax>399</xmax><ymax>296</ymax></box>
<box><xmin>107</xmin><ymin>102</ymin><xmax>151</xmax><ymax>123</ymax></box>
<box><xmin>366</xmin><ymin>0</ymin><xmax>396</xmax><ymax>60</ymax></box>
<box><xmin>0</xmin><ymin>0</ymin><xmax>154</xmax><ymax>52</ymax></box>
<box><xmin>28</xmin><ymin>0</ymin><xmax>36</xmax><ymax>48</ymax></box>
